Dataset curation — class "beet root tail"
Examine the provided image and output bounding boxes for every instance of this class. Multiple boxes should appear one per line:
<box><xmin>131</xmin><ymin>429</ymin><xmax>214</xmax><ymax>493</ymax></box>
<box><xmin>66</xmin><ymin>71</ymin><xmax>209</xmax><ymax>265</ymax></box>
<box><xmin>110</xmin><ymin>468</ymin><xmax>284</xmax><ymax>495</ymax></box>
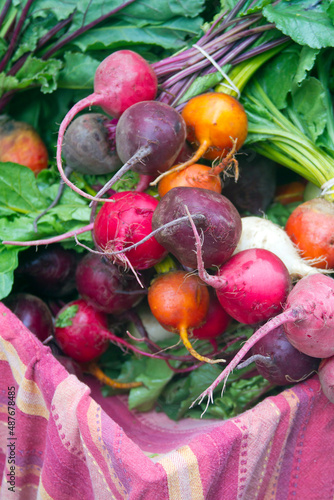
<box><xmin>179</xmin><ymin>326</ymin><xmax>226</xmax><ymax>364</ymax></box>
<box><xmin>86</xmin><ymin>362</ymin><xmax>143</xmax><ymax>389</ymax></box>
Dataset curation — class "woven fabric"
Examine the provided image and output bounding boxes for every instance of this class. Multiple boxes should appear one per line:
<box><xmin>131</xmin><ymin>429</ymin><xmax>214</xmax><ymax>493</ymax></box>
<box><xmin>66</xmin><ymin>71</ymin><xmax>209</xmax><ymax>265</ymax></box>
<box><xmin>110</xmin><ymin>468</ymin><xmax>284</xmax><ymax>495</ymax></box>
<box><xmin>0</xmin><ymin>301</ymin><xmax>334</xmax><ymax>500</ymax></box>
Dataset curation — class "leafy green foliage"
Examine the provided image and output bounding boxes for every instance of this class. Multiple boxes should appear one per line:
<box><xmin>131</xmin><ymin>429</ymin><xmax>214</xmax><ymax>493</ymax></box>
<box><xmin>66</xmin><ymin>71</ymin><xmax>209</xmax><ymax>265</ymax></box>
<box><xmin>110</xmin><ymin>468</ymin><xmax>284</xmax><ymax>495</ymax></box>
<box><xmin>241</xmin><ymin>44</ymin><xmax>334</xmax><ymax>188</ymax></box>
<box><xmin>98</xmin><ymin>325</ymin><xmax>273</xmax><ymax>420</ymax></box>
<box><xmin>0</xmin><ymin>0</ymin><xmax>206</xmax><ymax>110</ymax></box>
<box><xmin>263</xmin><ymin>0</ymin><xmax>334</xmax><ymax>49</ymax></box>
<box><xmin>0</xmin><ymin>163</ymin><xmax>92</xmax><ymax>299</ymax></box>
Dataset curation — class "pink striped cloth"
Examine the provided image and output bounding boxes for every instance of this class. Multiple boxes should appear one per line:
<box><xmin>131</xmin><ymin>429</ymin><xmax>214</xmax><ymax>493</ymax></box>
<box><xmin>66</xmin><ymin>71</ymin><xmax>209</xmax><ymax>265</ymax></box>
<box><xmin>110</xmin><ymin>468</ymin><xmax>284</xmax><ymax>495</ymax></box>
<box><xmin>1</xmin><ymin>301</ymin><xmax>334</xmax><ymax>500</ymax></box>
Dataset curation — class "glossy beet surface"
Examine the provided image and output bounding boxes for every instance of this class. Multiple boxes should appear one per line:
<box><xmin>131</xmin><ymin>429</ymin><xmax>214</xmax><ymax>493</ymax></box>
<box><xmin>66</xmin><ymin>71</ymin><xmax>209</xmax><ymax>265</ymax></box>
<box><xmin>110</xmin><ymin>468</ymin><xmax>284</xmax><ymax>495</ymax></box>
<box><xmin>4</xmin><ymin>293</ymin><xmax>54</xmax><ymax>342</ymax></box>
<box><xmin>116</xmin><ymin>101</ymin><xmax>187</xmax><ymax>175</ymax></box>
<box><xmin>251</xmin><ymin>325</ymin><xmax>320</xmax><ymax>385</ymax></box>
<box><xmin>215</xmin><ymin>248</ymin><xmax>291</xmax><ymax>324</ymax></box>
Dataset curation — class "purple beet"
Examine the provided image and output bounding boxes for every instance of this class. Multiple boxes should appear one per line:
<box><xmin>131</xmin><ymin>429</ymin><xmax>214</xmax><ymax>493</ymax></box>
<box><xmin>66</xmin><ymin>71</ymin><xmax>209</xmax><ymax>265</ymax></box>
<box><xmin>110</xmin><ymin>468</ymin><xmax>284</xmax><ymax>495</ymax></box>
<box><xmin>151</xmin><ymin>187</ymin><xmax>242</xmax><ymax>269</ymax></box>
<box><xmin>249</xmin><ymin>324</ymin><xmax>320</xmax><ymax>385</ymax></box>
<box><xmin>4</xmin><ymin>293</ymin><xmax>54</xmax><ymax>342</ymax></box>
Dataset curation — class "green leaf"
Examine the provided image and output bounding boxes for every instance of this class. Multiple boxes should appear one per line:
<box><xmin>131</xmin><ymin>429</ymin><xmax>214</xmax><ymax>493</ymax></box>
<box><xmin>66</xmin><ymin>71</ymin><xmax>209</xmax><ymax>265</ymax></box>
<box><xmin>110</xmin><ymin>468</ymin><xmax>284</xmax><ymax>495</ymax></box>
<box><xmin>265</xmin><ymin>202</ymin><xmax>302</xmax><ymax>227</ymax></box>
<box><xmin>0</xmin><ymin>246</ymin><xmax>22</xmax><ymax>300</ymax></box>
<box><xmin>0</xmin><ymin>215</ymin><xmax>52</xmax><ymax>242</ymax></box>
<box><xmin>71</xmin><ymin>17</ymin><xmax>205</xmax><ymax>52</ymax></box>
<box><xmin>292</xmin><ymin>46</ymin><xmax>319</xmax><ymax>86</ymax></box>
<box><xmin>57</xmin><ymin>52</ymin><xmax>100</xmax><ymax>89</ymax></box>
<box><xmin>128</xmin><ymin>357</ymin><xmax>174</xmax><ymax>411</ymax></box>
<box><xmin>263</xmin><ymin>0</ymin><xmax>334</xmax><ymax>49</ymax></box>
<box><xmin>121</xmin><ymin>0</ymin><xmax>205</xmax><ymax>22</ymax></box>
<box><xmin>15</xmin><ymin>56</ymin><xmax>63</xmax><ymax>94</ymax></box>
<box><xmin>0</xmin><ymin>163</ymin><xmax>48</xmax><ymax>215</ymax></box>
<box><xmin>178</xmin><ymin>70</ymin><xmax>226</xmax><ymax>104</ymax></box>
<box><xmin>291</xmin><ymin>76</ymin><xmax>327</xmax><ymax>142</ymax></box>
<box><xmin>256</xmin><ymin>45</ymin><xmax>303</xmax><ymax>110</ymax></box>
<box><xmin>0</xmin><ymin>57</ymin><xmax>62</xmax><ymax>96</ymax></box>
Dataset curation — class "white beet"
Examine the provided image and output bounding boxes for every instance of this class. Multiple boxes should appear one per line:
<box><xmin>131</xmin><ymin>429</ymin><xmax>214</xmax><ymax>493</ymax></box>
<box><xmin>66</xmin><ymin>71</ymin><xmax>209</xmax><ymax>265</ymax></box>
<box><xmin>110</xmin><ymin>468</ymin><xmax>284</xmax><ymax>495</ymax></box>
<box><xmin>233</xmin><ymin>216</ymin><xmax>328</xmax><ymax>278</ymax></box>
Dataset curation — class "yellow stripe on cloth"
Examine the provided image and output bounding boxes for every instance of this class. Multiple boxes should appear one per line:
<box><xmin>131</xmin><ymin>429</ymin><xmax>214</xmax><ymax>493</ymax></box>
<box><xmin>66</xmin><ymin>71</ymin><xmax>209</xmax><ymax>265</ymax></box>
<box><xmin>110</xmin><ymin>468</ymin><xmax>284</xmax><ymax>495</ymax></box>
<box><xmin>158</xmin><ymin>445</ymin><xmax>204</xmax><ymax>500</ymax></box>
<box><xmin>84</xmin><ymin>399</ymin><xmax>124</xmax><ymax>499</ymax></box>
<box><xmin>0</xmin><ymin>337</ymin><xmax>49</xmax><ymax>420</ymax></box>
<box><xmin>37</xmin><ymin>480</ymin><xmax>55</xmax><ymax>499</ymax></box>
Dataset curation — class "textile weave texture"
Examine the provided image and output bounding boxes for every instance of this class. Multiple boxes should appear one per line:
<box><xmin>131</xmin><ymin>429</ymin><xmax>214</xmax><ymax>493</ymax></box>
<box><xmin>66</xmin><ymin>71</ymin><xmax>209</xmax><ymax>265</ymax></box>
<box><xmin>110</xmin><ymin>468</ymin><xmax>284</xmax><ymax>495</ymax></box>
<box><xmin>0</xmin><ymin>302</ymin><xmax>334</xmax><ymax>500</ymax></box>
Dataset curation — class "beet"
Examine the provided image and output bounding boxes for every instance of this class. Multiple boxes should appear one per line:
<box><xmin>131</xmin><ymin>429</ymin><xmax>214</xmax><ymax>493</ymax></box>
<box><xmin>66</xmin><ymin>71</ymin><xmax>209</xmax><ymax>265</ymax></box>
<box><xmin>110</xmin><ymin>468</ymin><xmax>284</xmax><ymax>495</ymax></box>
<box><xmin>62</xmin><ymin>113</ymin><xmax>121</xmax><ymax>175</ymax></box>
<box><xmin>222</xmin><ymin>151</ymin><xmax>277</xmax><ymax>215</ymax></box>
<box><xmin>151</xmin><ymin>187</ymin><xmax>242</xmax><ymax>269</ymax></box>
<box><xmin>16</xmin><ymin>244</ymin><xmax>79</xmax><ymax>297</ymax></box>
<box><xmin>93</xmin><ymin>191</ymin><xmax>168</xmax><ymax>270</ymax></box>
<box><xmin>92</xmin><ymin>101</ymin><xmax>187</xmax><ymax>199</ymax></box>
<box><xmin>75</xmin><ymin>253</ymin><xmax>148</xmax><ymax>314</ymax></box>
<box><xmin>250</xmin><ymin>325</ymin><xmax>320</xmax><ymax>385</ymax></box>
<box><xmin>4</xmin><ymin>293</ymin><xmax>54</xmax><ymax>342</ymax></box>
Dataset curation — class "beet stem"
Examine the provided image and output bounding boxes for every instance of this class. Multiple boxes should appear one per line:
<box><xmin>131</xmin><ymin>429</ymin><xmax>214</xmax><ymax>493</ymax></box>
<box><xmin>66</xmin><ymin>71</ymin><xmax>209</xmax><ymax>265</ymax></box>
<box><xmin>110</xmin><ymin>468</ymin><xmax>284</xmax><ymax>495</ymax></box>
<box><xmin>100</xmin><ymin>329</ymin><xmax>181</xmax><ymax>360</ymax></box>
<box><xmin>236</xmin><ymin>354</ymin><xmax>272</xmax><ymax>370</ymax></box>
<box><xmin>100</xmin><ymin>213</ymin><xmax>206</xmax><ymax>257</ymax></box>
<box><xmin>0</xmin><ymin>0</ymin><xmax>12</xmax><ymax>32</ymax></box>
<box><xmin>0</xmin><ymin>0</ymin><xmax>34</xmax><ymax>73</ymax></box>
<box><xmin>2</xmin><ymin>222</ymin><xmax>94</xmax><ymax>247</ymax></box>
<box><xmin>184</xmin><ymin>205</ymin><xmax>226</xmax><ymax>289</ymax></box>
<box><xmin>41</xmin><ymin>0</ymin><xmax>137</xmax><ymax>60</ymax></box>
<box><xmin>7</xmin><ymin>14</ymin><xmax>75</xmax><ymax>76</ymax></box>
<box><xmin>91</xmin><ymin>144</ymin><xmax>153</xmax><ymax>203</ymax></box>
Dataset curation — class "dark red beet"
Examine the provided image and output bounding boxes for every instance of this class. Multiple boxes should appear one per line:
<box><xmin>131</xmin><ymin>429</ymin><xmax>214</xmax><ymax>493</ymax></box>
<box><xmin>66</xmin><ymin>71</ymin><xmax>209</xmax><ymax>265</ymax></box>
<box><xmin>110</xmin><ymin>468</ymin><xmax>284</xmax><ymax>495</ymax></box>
<box><xmin>151</xmin><ymin>187</ymin><xmax>242</xmax><ymax>269</ymax></box>
<box><xmin>16</xmin><ymin>244</ymin><xmax>79</xmax><ymax>297</ymax></box>
<box><xmin>250</xmin><ymin>324</ymin><xmax>320</xmax><ymax>385</ymax></box>
<box><xmin>115</xmin><ymin>101</ymin><xmax>187</xmax><ymax>176</ymax></box>
<box><xmin>92</xmin><ymin>101</ymin><xmax>187</xmax><ymax>198</ymax></box>
<box><xmin>4</xmin><ymin>293</ymin><xmax>53</xmax><ymax>342</ymax></box>
<box><xmin>75</xmin><ymin>253</ymin><xmax>148</xmax><ymax>314</ymax></box>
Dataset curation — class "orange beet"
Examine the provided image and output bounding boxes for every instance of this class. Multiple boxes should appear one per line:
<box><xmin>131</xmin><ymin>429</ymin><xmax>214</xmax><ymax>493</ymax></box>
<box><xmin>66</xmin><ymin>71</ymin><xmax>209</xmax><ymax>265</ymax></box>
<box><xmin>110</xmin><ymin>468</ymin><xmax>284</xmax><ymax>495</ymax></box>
<box><xmin>158</xmin><ymin>163</ymin><xmax>222</xmax><ymax>198</ymax></box>
<box><xmin>148</xmin><ymin>270</ymin><xmax>224</xmax><ymax>364</ymax></box>
<box><xmin>0</xmin><ymin>117</ymin><xmax>48</xmax><ymax>175</ymax></box>
<box><xmin>285</xmin><ymin>198</ymin><xmax>334</xmax><ymax>269</ymax></box>
<box><xmin>151</xmin><ymin>92</ymin><xmax>247</xmax><ymax>186</ymax></box>
<box><xmin>182</xmin><ymin>92</ymin><xmax>248</xmax><ymax>161</ymax></box>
